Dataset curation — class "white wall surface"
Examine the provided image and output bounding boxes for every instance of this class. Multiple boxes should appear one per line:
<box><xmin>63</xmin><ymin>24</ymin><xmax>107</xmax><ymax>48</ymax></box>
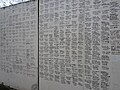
<box><xmin>39</xmin><ymin>0</ymin><xmax>120</xmax><ymax>90</ymax></box>
<box><xmin>0</xmin><ymin>0</ymin><xmax>120</xmax><ymax>90</ymax></box>
<box><xmin>0</xmin><ymin>1</ymin><xmax>38</xmax><ymax>90</ymax></box>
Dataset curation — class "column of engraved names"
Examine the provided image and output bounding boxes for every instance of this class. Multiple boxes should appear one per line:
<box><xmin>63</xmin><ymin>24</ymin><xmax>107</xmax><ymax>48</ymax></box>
<box><xmin>65</xmin><ymin>0</ymin><xmax>85</xmax><ymax>86</ymax></box>
<box><xmin>92</xmin><ymin>0</ymin><xmax>102</xmax><ymax>90</ymax></box>
<box><xmin>39</xmin><ymin>0</ymin><xmax>50</xmax><ymax>80</ymax></box>
<box><xmin>59</xmin><ymin>0</ymin><xmax>66</xmax><ymax>84</ymax></box>
<box><xmin>0</xmin><ymin>9</ymin><xmax>8</xmax><ymax>72</ymax></box>
<box><xmin>101</xmin><ymin>0</ymin><xmax>111</xmax><ymax>90</ymax></box>
<box><xmin>70</xmin><ymin>0</ymin><xmax>79</xmax><ymax>86</ymax></box>
<box><xmin>110</xmin><ymin>0</ymin><xmax>120</xmax><ymax>54</ymax></box>
<box><xmin>53</xmin><ymin>0</ymin><xmax>60</xmax><ymax>82</ymax></box>
<box><xmin>77</xmin><ymin>0</ymin><xmax>85</xmax><ymax>87</ymax></box>
<box><xmin>84</xmin><ymin>0</ymin><xmax>92</xmax><ymax>89</ymax></box>
<box><xmin>110</xmin><ymin>1</ymin><xmax>120</xmax><ymax>90</ymax></box>
<box><xmin>65</xmin><ymin>0</ymin><xmax>72</xmax><ymax>85</ymax></box>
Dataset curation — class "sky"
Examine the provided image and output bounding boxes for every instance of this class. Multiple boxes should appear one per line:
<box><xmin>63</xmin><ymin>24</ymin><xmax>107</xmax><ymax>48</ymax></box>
<box><xmin>0</xmin><ymin>0</ymin><xmax>29</xmax><ymax>7</ymax></box>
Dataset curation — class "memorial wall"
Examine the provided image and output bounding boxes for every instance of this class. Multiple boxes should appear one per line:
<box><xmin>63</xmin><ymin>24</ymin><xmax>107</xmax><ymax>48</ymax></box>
<box><xmin>0</xmin><ymin>1</ymin><xmax>38</xmax><ymax>90</ymax></box>
<box><xmin>0</xmin><ymin>0</ymin><xmax>120</xmax><ymax>90</ymax></box>
<box><xmin>39</xmin><ymin>0</ymin><xmax>120</xmax><ymax>90</ymax></box>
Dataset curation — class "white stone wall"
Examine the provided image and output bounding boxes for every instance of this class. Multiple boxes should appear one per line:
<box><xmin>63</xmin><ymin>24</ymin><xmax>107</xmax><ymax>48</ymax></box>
<box><xmin>39</xmin><ymin>0</ymin><xmax>120</xmax><ymax>90</ymax></box>
<box><xmin>0</xmin><ymin>1</ymin><xmax>38</xmax><ymax>90</ymax></box>
<box><xmin>0</xmin><ymin>0</ymin><xmax>120</xmax><ymax>90</ymax></box>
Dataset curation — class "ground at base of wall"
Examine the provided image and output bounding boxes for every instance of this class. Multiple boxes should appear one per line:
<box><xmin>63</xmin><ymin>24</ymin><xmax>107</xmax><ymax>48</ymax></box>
<box><xmin>0</xmin><ymin>82</ymin><xmax>17</xmax><ymax>90</ymax></box>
